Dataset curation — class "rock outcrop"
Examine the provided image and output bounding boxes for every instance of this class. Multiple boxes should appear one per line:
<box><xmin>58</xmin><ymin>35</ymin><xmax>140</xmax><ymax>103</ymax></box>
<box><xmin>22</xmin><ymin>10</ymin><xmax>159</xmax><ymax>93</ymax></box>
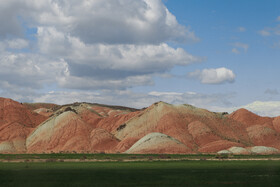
<box><xmin>126</xmin><ymin>132</ymin><xmax>191</xmax><ymax>154</ymax></box>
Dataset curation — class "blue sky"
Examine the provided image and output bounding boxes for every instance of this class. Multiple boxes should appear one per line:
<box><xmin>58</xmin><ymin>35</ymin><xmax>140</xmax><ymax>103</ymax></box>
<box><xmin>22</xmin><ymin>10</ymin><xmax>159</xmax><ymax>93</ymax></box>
<box><xmin>0</xmin><ymin>0</ymin><xmax>280</xmax><ymax>116</ymax></box>
<box><xmin>162</xmin><ymin>0</ymin><xmax>280</xmax><ymax>108</ymax></box>
<box><xmin>134</xmin><ymin>0</ymin><xmax>280</xmax><ymax>114</ymax></box>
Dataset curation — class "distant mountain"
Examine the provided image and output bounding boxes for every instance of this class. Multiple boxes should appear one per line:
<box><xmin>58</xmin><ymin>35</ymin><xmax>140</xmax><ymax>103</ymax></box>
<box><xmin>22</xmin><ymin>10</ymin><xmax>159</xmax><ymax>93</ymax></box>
<box><xmin>0</xmin><ymin>97</ymin><xmax>279</xmax><ymax>154</ymax></box>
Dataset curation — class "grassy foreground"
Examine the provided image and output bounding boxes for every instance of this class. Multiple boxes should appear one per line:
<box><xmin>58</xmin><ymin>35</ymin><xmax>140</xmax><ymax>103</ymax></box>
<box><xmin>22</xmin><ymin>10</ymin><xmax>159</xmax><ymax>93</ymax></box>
<box><xmin>1</xmin><ymin>160</ymin><xmax>280</xmax><ymax>186</ymax></box>
<box><xmin>2</xmin><ymin>153</ymin><xmax>280</xmax><ymax>160</ymax></box>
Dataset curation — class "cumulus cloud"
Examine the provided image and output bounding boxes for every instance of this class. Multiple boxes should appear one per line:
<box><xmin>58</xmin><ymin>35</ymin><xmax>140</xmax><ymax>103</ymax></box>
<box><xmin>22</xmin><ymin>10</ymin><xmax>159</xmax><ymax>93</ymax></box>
<box><xmin>58</xmin><ymin>74</ymin><xmax>154</xmax><ymax>90</ymax></box>
<box><xmin>36</xmin><ymin>26</ymin><xmax>202</xmax><ymax>89</ymax></box>
<box><xmin>70</xmin><ymin>0</ymin><xmax>198</xmax><ymax>44</ymax></box>
<box><xmin>62</xmin><ymin>0</ymin><xmax>199</xmax><ymax>44</ymax></box>
<box><xmin>0</xmin><ymin>0</ymin><xmax>202</xmax><ymax>92</ymax></box>
<box><xmin>1</xmin><ymin>0</ymin><xmax>250</xmax><ymax>115</ymax></box>
<box><xmin>0</xmin><ymin>0</ymin><xmax>198</xmax><ymax>44</ymax></box>
<box><xmin>0</xmin><ymin>39</ymin><xmax>29</xmax><ymax>49</ymax></box>
<box><xmin>0</xmin><ymin>52</ymin><xmax>67</xmax><ymax>89</ymax></box>
<box><xmin>0</xmin><ymin>1</ymin><xmax>23</xmax><ymax>38</ymax></box>
<box><xmin>37</xmin><ymin>27</ymin><xmax>201</xmax><ymax>73</ymax></box>
<box><xmin>0</xmin><ymin>0</ymin><xmax>57</xmax><ymax>38</ymax></box>
<box><xmin>188</xmin><ymin>67</ymin><xmax>236</xmax><ymax>84</ymax></box>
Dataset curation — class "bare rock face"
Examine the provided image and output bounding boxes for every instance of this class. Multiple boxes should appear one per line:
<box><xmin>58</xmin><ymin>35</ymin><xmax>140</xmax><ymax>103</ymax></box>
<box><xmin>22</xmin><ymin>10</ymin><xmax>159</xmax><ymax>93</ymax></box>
<box><xmin>229</xmin><ymin>108</ymin><xmax>273</xmax><ymax>128</ymax></box>
<box><xmin>0</xmin><ymin>97</ymin><xmax>47</xmax><ymax>128</ymax></box>
<box><xmin>115</xmin><ymin>102</ymin><xmax>251</xmax><ymax>153</ymax></box>
<box><xmin>249</xmin><ymin>146</ymin><xmax>279</xmax><ymax>154</ymax></box>
<box><xmin>115</xmin><ymin>137</ymin><xmax>140</xmax><ymax>153</ymax></box>
<box><xmin>1</xmin><ymin>97</ymin><xmax>280</xmax><ymax>154</ymax></box>
<box><xmin>246</xmin><ymin>125</ymin><xmax>280</xmax><ymax>149</ymax></box>
<box><xmin>126</xmin><ymin>132</ymin><xmax>191</xmax><ymax>154</ymax></box>
<box><xmin>273</xmin><ymin>117</ymin><xmax>280</xmax><ymax>133</ymax></box>
<box><xmin>0</xmin><ymin>98</ymin><xmax>47</xmax><ymax>153</ymax></box>
<box><xmin>0</xmin><ymin>122</ymin><xmax>32</xmax><ymax>153</ymax></box>
<box><xmin>217</xmin><ymin>146</ymin><xmax>279</xmax><ymax>155</ymax></box>
<box><xmin>26</xmin><ymin>111</ymin><xmax>92</xmax><ymax>153</ymax></box>
<box><xmin>198</xmin><ymin>140</ymin><xmax>243</xmax><ymax>153</ymax></box>
<box><xmin>23</xmin><ymin>103</ymin><xmax>57</xmax><ymax>111</ymax></box>
<box><xmin>25</xmin><ymin>103</ymin><xmax>139</xmax><ymax>153</ymax></box>
<box><xmin>217</xmin><ymin>150</ymin><xmax>232</xmax><ymax>154</ymax></box>
<box><xmin>228</xmin><ymin>146</ymin><xmax>251</xmax><ymax>154</ymax></box>
<box><xmin>34</xmin><ymin>108</ymin><xmax>54</xmax><ymax>117</ymax></box>
<box><xmin>0</xmin><ymin>141</ymin><xmax>16</xmax><ymax>153</ymax></box>
<box><xmin>90</xmin><ymin>128</ymin><xmax>119</xmax><ymax>153</ymax></box>
<box><xmin>187</xmin><ymin>121</ymin><xmax>220</xmax><ymax>146</ymax></box>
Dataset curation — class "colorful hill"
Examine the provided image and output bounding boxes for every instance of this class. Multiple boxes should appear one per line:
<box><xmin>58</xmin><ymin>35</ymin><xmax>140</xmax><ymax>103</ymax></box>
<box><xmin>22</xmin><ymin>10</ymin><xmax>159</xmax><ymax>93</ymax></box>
<box><xmin>1</xmin><ymin>97</ymin><xmax>280</xmax><ymax>154</ymax></box>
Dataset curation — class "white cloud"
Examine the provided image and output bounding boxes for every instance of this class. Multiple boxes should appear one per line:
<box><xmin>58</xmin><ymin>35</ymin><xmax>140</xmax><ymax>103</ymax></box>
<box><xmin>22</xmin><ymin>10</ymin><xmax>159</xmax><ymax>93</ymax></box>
<box><xmin>258</xmin><ymin>25</ymin><xmax>280</xmax><ymax>37</ymax></box>
<box><xmin>149</xmin><ymin>91</ymin><xmax>184</xmax><ymax>96</ymax></box>
<box><xmin>210</xmin><ymin>101</ymin><xmax>280</xmax><ymax>117</ymax></box>
<box><xmin>241</xmin><ymin>101</ymin><xmax>280</xmax><ymax>117</ymax></box>
<box><xmin>0</xmin><ymin>52</ymin><xmax>67</xmax><ymax>89</ymax></box>
<box><xmin>188</xmin><ymin>67</ymin><xmax>236</xmax><ymax>84</ymax></box>
<box><xmin>58</xmin><ymin>74</ymin><xmax>154</xmax><ymax>90</ymax></box>
<box><xmin>65</xmin><ymin>0</ymin><xmax>199</xmax><ymax>44</ymax></box>
<box><xmin>232</xmin><ymin>48</ymin><xmax>240</xmax><ymax>54</ymax></box>
<box><xmin>231</xmin><ymin>42</ymin><xmax>249</xmax><ymax>53</ymax></box>
<box><xmin>5</xmin><ymin>39</ymin><xmax>29</xmax><ymax>49</ymax></box>
<box><xmin>0</xmin><ymin>0</ymin><xmax>202</xmax><ymax>92</ymax></box>
<box><xmin>0</xmin><ymin>1</ymin><xmax>22</xmax><ymax>38</ymax></box>
<box><xmin>277</xmin><ymin>16</ymin><xmax>280</xmax><ymax>21</ymax></box>
<box><xmin>0</xmin><ymin>0</ymin><xmax>252</xmax><ymax>115</ymax></box>
<box><xmin>37</xmin><ymin>27</ymin><xmax>201</xmax><ymax>72</ymax></box>
<box><xmin>1</xmin><ymin>0</ymin><xmax>198</xmax><ymax>44</ymax></box>
<box><xmin>259</xmin><ymin>30</ymin><xmax>271</xmax><ymax>36</ymax></box>
<box><xmin>36</xmin><ymin>27</ymin><xmax>202</xmax><ymax>90</ymax></box>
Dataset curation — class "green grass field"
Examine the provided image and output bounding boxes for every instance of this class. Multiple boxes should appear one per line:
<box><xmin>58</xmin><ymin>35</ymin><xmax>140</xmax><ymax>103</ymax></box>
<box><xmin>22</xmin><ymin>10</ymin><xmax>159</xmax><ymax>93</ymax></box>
<box><xmin>1</xmin><ymin>160</ymin><xmax>280</xmax><ymax>186</ymax></box>
<box><xmin>2</xmin><ymin>153</ymin><xmax>280</xmax><ymax>161</ymax></box>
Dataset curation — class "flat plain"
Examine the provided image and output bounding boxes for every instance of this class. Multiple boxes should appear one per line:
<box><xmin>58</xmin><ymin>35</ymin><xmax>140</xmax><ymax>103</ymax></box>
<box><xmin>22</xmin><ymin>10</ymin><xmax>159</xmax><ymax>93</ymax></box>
<box><xmin>1</xmin><ymin>154</ymin><xmax>280</xmax><ymax>186</ymax></box>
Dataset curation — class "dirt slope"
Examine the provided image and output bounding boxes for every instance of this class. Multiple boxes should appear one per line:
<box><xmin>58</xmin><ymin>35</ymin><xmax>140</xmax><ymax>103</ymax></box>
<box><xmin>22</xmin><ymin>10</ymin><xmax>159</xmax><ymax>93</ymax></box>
<box><xmin>0</xmin><ymin>97</ymin><xmax>47</xmax><ymax>128</ymax></box>
<box><xmin>26</xmin><ymin>111</ymin><xmax>92</xmax><ymax>153</ymax></box>
<box><xmin>229</xmin><ymin>108</ymin><xmax>273</xmax><ymax>128</ymax></box>
<box><xmin>1</xmin><ymin>97</ymin><xmax>280</xmax><ymax>154</ymax></box>
<box><xmin>26</xmin><ymin>103</ymin><xmax>138</xmax><ymax>153</ymax></box>
<box><xmin>115</xmin><ymin>102</ymin><xmax>252</xmax><ymax>153</ymax></box>
<box><xmin>0</xmin><ymin>98</ymin><xmax>47</xmax><ymax>153</ymax></box>
<box><xmin>126</xmin><ymin>132</ymin><xmax>191</xmax><ymax>154</ymax></box>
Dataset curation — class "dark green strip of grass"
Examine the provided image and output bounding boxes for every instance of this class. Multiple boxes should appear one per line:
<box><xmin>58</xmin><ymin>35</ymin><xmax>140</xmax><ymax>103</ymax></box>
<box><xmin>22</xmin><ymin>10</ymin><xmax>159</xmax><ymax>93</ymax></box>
<box><xmin>2</xmin><ymin>153</ymin><xmax>280</xmax><ymax>161</ymax></box>
<box><xmin>0</xmin><ymin>160</ymin><xmax>280</xmax><ymax>186</ymax></box>
<box><xmin>0</xmin><ymin>153</ymin><xmax>208</xmax><ymax>160</ymax></box>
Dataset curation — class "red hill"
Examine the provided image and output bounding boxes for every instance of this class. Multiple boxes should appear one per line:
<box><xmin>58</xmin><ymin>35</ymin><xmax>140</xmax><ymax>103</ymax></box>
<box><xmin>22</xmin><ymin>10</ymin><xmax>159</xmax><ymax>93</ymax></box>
<box><xmin>0</xmin><ymin>97</ymin><xmax>280</xmax><ymax>154</ymax></box>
